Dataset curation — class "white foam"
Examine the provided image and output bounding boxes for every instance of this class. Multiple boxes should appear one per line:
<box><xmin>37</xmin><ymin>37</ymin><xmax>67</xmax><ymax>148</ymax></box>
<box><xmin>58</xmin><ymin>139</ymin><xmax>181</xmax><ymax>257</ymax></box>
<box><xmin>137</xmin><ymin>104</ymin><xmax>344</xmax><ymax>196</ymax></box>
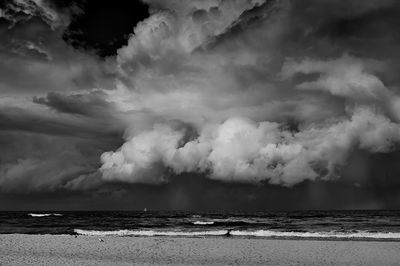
<box><xmin>192</xmin><ymin>221</ymin><xmax>215</xmax><ymax>225</ymax></box>
<box><xmin>73</xmin><ymin>228</ymin><xmax>400</xmax><ymax>239</ymax></box>
<box><xmin>74</xmin><ymin>229</ymin><xmax>228</xmax><ymax>237</ymax></box>
<box><xmin>230</xmin><ymin>230</ymin><xmax>400</xmax><ymax>239</ymax></box>
<box><xmin>28</xmin><ymin>213</ymin><xmax>63</xmax><ymax>217</ymax></box>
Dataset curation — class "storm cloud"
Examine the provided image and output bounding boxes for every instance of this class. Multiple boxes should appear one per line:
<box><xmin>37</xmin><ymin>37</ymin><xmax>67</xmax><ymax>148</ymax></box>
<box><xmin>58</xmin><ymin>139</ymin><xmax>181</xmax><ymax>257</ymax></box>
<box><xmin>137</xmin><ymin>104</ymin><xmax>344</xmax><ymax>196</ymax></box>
<box><xmin>2</xmin><ymin>0</ymin><xmax>400</xmax><ymax>210</ymax></box>
<box><xmin>99</xmin><ymin>0</ymin><xmax>400</xmax><ymax>186</ymax></box>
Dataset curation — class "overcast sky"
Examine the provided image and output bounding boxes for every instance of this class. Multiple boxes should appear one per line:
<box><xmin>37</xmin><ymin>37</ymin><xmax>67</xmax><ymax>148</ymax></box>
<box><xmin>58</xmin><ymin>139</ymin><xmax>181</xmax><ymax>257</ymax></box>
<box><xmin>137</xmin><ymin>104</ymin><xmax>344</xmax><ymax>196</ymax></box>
<box><xmin>1</xmin><ymin>0</ymin><xmax>400</xmax><ymax>211</ymax></box>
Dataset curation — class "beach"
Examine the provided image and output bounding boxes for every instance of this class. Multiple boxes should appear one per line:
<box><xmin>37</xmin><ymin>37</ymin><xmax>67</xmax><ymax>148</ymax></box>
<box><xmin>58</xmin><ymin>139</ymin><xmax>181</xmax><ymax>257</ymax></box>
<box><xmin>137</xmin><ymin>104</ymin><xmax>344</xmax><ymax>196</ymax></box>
<box><xmin>1</xmin><ymin>234</ymin><xmax>400</xmax><ymax>265</ymax></box>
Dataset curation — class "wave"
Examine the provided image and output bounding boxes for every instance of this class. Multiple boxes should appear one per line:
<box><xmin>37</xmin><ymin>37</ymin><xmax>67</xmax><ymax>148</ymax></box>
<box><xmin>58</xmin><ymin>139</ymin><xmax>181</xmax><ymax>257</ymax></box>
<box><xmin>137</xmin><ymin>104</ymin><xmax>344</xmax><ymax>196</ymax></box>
<box><xmin>28</xmin><ymin>213</ymin><xmax>63</xmax><ymax>217</ymax></box>
<box><xmin>230</xmin><ymin>230</ymin><xmax>400</xmax><ymax>239</ymax></box>
<box><xmin>74</xmin><ymin>229</ymin><xmax>228</xmax><ymax>237</ymax></box>
<box><xmin>191</xmin><ymin>218</ymin><xmax>266</xmax><ymax>226</ymax></box>
<box><xmin>74</xmin><ymin>229</ymin><xmax>400</xmax><ymax>239</ymax></box>
<box><xmin>192</xmin><ymin>221</ymin><xmax>215</xmax><ymax>225</ymax></box>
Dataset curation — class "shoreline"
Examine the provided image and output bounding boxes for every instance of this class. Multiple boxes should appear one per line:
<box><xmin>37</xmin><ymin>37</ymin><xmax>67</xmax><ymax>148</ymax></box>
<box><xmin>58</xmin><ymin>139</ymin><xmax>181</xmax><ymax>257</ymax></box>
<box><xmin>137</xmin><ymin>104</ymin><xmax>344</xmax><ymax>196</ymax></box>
<box><xmin>2</xmin><ymin>232</ymin><xmax>400</xmax><ymax>242</ymax></box>
<box><xmin>1</xmin><ymin>234</ymin><xmax>400</xmax><ymax>265</ymax></box>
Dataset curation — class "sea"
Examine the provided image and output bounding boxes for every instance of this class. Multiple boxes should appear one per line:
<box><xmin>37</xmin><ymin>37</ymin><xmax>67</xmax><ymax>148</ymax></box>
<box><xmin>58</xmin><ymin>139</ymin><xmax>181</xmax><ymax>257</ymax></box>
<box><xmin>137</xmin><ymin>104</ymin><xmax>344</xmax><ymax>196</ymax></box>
<box><xmin>1</xmin><ymin>210</ymin><xmax>400</xmax><ymax>240</ymax></box>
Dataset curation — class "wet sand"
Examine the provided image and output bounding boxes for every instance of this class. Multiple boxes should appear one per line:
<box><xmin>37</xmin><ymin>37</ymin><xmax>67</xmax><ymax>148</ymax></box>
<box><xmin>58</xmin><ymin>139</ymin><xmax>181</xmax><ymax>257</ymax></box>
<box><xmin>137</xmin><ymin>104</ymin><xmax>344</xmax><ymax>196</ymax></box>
<box><xmin>1</xmin><ymin>234</ymin><xmax>400</xmax><ymax>265</ymax></box>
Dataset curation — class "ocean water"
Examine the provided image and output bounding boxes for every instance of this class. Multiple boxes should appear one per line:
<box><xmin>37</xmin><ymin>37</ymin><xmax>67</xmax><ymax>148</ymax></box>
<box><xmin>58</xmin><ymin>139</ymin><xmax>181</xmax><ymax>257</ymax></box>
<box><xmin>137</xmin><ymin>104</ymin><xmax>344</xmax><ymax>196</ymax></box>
<box><xmin>1</xmin><ymin>210</ymin><xmax>400</xmax><ymax>240</ymax></box>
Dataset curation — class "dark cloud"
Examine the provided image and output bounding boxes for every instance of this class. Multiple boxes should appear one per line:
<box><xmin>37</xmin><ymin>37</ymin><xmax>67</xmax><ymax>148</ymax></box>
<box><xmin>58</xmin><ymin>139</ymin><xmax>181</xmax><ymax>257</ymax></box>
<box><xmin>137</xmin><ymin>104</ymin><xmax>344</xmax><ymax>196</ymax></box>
<box><xmin>0</xmin><ymin>106</ymin><xmax>122</xmax><ymax>139</ymax></box>
<box><xmin>0</xmin><ymin>2</ymin><xmax>115</xmax><ymax>95</ymax></box>
<box><xmin>1</xmin><ymin>171</ymin><xmax>399</xmax><ymax>211</ymax></box>
<box><xmin>2</xmin><ymin>0</ymin><xmax>400</xmax><ymax>210</ymax></box>
<box><xmin>0</xmin><ymin>0</ymin><xmax>128</xmax><ymax>198</ymax></box>
<box><xmin>0</xmin><ymin>0</ymin><xmax>80</xmax><ymax>29</ymax></box>
<box><xmin>0</xmin><ymin>130</ymin><xmax>121</xmax><ymax>194</ymax></box>
<box><xmin>33</xmin><ymin>90</ymin><xmax>115</xmax><ymax>117</ymax></box>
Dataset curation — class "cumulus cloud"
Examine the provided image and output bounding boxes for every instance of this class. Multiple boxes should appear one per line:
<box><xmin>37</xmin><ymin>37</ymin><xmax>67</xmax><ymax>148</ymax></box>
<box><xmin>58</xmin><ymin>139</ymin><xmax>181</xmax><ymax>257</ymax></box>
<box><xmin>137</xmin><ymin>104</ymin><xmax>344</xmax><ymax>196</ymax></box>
<box><xmin>282</xmin><ymin>55</ymin><xmax>400</xmax><ymax>121</ymax></box>
<box><xmin>100</xmin><ymin>124</ymin><xmax>185</xmax><ymax>184</ymax></box>
<box><xmin>98</xmin><ymin>0</ymin><xmax>400</xmax><ymax>186</ymax></box>
<box><xmin>282</xmin><ymin>55</ymin><xmax>385</xmax><ymax>99</ymax></box>
<box><xmin>100</xmin><ymin>107</ymin><xmax>400</xmax><ymax>186</ymax></box>
<box><xmin>3</xmin><ymin>0</ymin><xmax>400</xmax><ymax>194</ymax></box>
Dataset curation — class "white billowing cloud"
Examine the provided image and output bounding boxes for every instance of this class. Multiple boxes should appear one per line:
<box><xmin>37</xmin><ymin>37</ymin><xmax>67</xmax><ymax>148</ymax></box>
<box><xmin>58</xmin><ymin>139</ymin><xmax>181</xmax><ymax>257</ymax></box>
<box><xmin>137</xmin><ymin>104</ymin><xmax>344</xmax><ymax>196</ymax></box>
<box><xmin>282</xmin><ymin>55</ymin><xmax>400</xmax><ymax>121</ymax></box>
<box><xmin>119</xmin><ymin>0</ymin><xmax>266</xmax><ymax>62</ymax></box>
<box><xmin>100</xmin><ymin>0</ymin><xmax>400</xmax><ymax>186</ymax></box>
<box><xmin>100</xmin><ymin>124</ymin><xmax>186</xmax><ymax>184</ymax></box>
<box><xmin>100</xmin><ymin>107</ymin><xmax>400</xmax><ymax>186</ymax></box>
<box><xmin>282</xmin><ymin>55</ymin><xmax>386</xmax><ymax>99</ymax></box>
<box><xmin>108</xmin><ymin>0</ymin><xmax>305</xmax><ymax>127</ymax></box>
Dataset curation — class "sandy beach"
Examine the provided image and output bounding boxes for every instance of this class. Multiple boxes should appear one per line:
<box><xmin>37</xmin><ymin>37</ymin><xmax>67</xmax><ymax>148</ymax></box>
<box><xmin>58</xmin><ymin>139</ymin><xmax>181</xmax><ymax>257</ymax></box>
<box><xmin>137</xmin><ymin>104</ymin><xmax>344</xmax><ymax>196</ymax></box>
<box><xmin>0</xmin><ymin>234</ymin><xmax>399</xmax><ymax>265</ymax></box>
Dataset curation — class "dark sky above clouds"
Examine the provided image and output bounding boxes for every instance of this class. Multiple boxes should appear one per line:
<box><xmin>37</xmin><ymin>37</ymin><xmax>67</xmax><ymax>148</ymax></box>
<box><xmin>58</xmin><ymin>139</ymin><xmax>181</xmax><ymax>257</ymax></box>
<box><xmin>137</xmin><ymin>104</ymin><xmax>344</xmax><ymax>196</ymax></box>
<box><xmin>1</xmin><ymin>0</ymin><xmax>400</xmax><ymax>211</ymax></box>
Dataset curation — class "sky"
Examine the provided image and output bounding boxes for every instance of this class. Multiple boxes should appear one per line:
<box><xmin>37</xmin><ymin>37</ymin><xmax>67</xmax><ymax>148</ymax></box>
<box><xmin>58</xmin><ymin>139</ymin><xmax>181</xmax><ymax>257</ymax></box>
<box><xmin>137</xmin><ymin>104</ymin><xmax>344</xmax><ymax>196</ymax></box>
<box><xmin>1</xmin><ymin>0</ymin><xmax>400</xmax><ymax>211</ymax></box>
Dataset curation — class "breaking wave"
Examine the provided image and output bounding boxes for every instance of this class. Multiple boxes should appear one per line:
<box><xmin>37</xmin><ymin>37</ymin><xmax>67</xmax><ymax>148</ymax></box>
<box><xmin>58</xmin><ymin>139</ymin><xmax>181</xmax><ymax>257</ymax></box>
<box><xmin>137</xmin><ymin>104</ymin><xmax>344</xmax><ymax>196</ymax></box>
<box><xmin>192</xmin><ymin>221</ymin><xmax>215</xmax><ymax>225</ymax></box>
<box><xmin>230</xmin><ymin>230</ymin><xmax>400</xmax><ymax>239</ymax></box>
<box><xmin>74</xmin><ymin>229</ymin><xmax>400</xmax><ymax>239</ymax></box>
<box><xmin>74</xmin><ymin>229</ymin><xmax>228</xmax><ymax>236</ymax></box>
<box><xmin>28</xmin><ymin>213</ymin><xmax>63</xmax><ymax>217</ymax></box>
